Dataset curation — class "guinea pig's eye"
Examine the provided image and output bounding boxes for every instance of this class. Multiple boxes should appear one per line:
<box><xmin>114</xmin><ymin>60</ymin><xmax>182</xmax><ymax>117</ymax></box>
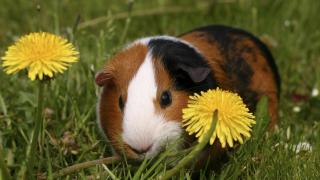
<box><xmin>160</xmin><ymin>90</ymin><xmax>172</xmax><ymax>108</ymax></box>
<box><xmin>119</xmin><ymin>96</ymin><xmax>124</xmax><ymax>112</ymax></box>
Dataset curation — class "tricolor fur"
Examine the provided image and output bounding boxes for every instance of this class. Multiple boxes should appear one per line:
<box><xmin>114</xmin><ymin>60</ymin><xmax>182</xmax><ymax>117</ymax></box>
<box><xmin>96</xmin><ymin>25</ymin><xmax>280</xmax><ymax>162</ymax></box>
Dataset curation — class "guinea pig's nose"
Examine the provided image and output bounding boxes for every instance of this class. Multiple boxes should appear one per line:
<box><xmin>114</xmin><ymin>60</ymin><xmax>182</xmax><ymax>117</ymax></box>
<box><xmin>129</xmin><ymin>145</ymin><xmax>152</xmax><ymax>155</ymax></box>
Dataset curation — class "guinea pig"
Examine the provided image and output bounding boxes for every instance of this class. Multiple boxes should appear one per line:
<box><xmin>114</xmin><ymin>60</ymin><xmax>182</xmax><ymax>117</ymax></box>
<box><xmin>95</xmin><ymin>25</ymin><xmax>280</xmax><ymax>162</ymax></box>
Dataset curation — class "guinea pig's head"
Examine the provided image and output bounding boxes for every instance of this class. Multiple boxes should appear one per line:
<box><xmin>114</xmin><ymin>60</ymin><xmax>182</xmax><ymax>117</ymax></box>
<box><xmin>96</xmin><ymin>36</ymin><xmax>216</xmax><ymax>160</ymax></box>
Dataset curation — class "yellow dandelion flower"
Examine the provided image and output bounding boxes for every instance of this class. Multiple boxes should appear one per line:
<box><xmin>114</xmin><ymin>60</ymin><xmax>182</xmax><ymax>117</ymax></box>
<box><xmin>182</xmin><ymin>88</ymin><xmax>256</xmax><ymax>148</ymax></box>
<box><xmin>1</xmin><ymin>32</ymin><xmax>79</xmax><ymax>80</ymax></box>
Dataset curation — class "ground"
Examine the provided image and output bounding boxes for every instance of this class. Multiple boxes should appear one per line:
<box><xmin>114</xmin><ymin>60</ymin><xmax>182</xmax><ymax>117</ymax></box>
<box><xmin>0</xmin><ymin>0</ymin><xmax>319</xmax><ymax>179</ymax></box>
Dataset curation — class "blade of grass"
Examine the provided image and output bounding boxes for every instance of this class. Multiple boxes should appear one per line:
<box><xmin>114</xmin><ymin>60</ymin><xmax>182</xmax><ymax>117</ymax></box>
<box><xmin>102</xmin><ymin>164</ymin><xmax>119</xmax><ymax>180</ymax></box>
<box><xmin>0</xmin><ymin>146</ymin><xmax>11</xmax><ymax>180</ymax></box>
<box><xmin>0</xmin><ymin>93</ymin><xmax>11</xmax><ymax>129</ymax></box>
<box><xmin>53</xmin><ymin>156</ymin><xmax>120</xmax><ymax>178</ymax></box>
<box><xmin>143</xmin><ymin>144</ymin><xmax>192</xmax><ymax>179</ymax></box>
<box><xmin>160</xmin><ymin>110</ymin><xmax>218</xmax><ymax>180</ymax></box>
<box><xmin>253</xmin><ymin>96</ymin><xmax>270</xmax><ymax>139</ymax></box>
<box><xmin>45</xmin><ymin>141</ymin><xmax>53</xmax><ymax>180</ymax></box>
<box><xmin>132</xmin><ymin>157</ymin><xmax>148</xmax><ymax>180</ymax></box>
<box><xmin>119</xmin><ymin>0</ymin><xmax>135</xmax><ymax>44</ymax></box>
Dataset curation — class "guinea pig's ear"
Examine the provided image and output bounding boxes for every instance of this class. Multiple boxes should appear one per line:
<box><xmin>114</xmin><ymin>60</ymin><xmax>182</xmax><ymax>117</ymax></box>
<box><xmin>95</xmin><ymin>67</ymin><xmax>114</xmax><ymax>86</ymax></box>
<box><xmin>95</xmin><ymin>71</ymin><xmax>110</xmax><ymax>86</ymax></box>
<box><xmin>176</xmin><ymin>63</ymin><xmax>211</xmax><ymax>83</ymax></box>
<box><xmin>148</xmin><ymin>38</ymin><xmax>215</xmax><ymax>90</ymax></box>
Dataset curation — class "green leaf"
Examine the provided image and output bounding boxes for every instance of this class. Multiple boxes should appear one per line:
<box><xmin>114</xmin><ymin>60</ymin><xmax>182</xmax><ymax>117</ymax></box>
<box><xmin>252</xmin><ymin>96</ymin><xmax>270</xmax><ymax>140</ymax></box>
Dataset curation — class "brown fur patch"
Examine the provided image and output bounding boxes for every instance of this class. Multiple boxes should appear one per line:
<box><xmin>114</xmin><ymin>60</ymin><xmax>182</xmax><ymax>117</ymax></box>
<box><xmin>153</xmin><ymin>58</ymin><xmax>190</xmax><ymax>122</ymax></box>
<box><xmin>234</xmin><ymin>38</ymin><xmax>279</xmax><ymax>126</ymax></box>
<box><xmin>98</xmin><ymin>43</ymin><xmax>148</xmax><ymax>158</ymax></box>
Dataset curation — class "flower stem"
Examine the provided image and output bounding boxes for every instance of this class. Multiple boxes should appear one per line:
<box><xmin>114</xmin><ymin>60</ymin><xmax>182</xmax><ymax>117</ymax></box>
<box><xmin>0</xmin><ymin>146</ymin><xmax>11</xmax><ymax>180</ymax></box>
<box><xmin>160</xmin><ymin>110</ymin><xmax>218</xmax><ymax>180</ymax></box>
<box><xmin>25</xmin><ymin>81</ymin><xmax>45</xmax><ymax>178</ymax></box>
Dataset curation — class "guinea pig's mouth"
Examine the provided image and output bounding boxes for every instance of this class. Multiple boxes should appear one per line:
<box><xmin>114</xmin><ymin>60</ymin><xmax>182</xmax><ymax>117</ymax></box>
<box><xmin>127</xmin><ymin>144</ymin><xmax>153</xmax><ymax>157</ymax></box>
<box><xmin>124</xmin><ymin>137</ymin><xmax>183</xmax><ymax>162</ymax></box>
<box><xmin>126</xmin><ymin>143</ymin><xmax>160</xmax><ymax>160</ymax></box>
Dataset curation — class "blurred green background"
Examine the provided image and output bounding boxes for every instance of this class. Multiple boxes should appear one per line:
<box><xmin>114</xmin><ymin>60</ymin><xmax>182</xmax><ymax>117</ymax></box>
<box><xmin>0</xmin><ymin>0</ymin><xmax>319</xmax><ymax>179</ymax></box>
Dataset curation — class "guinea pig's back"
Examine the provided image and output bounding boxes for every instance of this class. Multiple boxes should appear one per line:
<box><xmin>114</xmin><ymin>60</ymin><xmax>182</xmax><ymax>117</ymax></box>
<box><xmin>179</xmin><ymin>25</ymin><xmax>280</xmax><ymax>127</ymax></box>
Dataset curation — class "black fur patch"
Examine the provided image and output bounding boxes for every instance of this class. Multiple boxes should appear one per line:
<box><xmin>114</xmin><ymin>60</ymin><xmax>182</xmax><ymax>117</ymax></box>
<box><xmin>221</xmin><ymin>56</ymin><xmax>253</xmax><ymax>91</ymax></box>
<box><xmin>148</xmin><ymin>38</ymin><xmax>217</xmax><ymax>92</ymax></box>
<box><xmin>220</xmin><ymin>55</ymin><xmax>258</xmax><ymax>111</ymax></box>
<box><xmin>182</xmin><ymin>25</ymin><xmax>281</xmax><ymax>94</ymax></box>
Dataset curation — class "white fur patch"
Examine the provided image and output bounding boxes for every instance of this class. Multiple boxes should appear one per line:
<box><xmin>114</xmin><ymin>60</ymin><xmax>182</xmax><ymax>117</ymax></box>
<box><xmin>122</xmin><ymin>52</ymin><xmax>182</xmax><ymax>158</ymax></box>
<box><xmin>127</xmin><ymin>35</ymin><xmax>199</xmax><ymax>54</ymax></box>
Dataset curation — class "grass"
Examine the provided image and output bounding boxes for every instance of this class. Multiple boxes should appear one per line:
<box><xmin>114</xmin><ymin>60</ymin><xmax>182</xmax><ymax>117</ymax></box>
<box><xmin>0</xmin><ymin>0</ymin><xmax>319</xmax><ymax>179</ymax></box>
